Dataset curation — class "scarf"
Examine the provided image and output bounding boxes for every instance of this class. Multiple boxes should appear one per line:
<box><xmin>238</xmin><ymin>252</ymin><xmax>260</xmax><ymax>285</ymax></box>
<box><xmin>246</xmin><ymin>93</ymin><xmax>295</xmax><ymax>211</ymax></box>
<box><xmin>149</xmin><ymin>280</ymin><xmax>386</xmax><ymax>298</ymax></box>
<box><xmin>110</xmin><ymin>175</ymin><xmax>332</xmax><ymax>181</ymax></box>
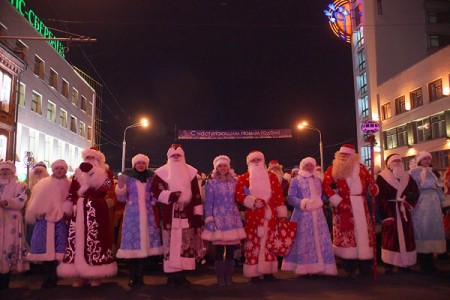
<box><xmin>122</xmin><ymin>168</ymin><xmax>154</xmax><ymax>183</ymax></box>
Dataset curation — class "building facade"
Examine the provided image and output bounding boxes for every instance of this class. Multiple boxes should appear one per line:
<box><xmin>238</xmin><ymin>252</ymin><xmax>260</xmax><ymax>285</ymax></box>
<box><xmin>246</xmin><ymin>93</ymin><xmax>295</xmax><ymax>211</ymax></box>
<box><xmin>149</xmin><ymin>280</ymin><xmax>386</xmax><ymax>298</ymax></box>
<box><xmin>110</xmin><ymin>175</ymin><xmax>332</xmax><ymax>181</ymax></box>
<box><xmin>346</xmin><ymin>0</ymin><xmax>450</xmax><ymax>169</ymax></box>
<box><xmin>1</xmin><ymin>0</ymin><xmax>96</xmax><ymax>177</ymax></box>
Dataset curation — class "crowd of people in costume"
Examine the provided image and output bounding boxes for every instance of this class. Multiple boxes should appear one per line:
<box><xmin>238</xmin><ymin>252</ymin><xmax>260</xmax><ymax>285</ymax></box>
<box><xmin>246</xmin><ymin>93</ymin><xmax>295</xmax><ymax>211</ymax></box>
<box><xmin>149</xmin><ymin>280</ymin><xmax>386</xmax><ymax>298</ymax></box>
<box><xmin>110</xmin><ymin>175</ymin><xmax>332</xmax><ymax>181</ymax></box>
<box><xmin>0</xmin><ymin>143</ymin><xmax>449</xmax><ymax>290</ymax></box>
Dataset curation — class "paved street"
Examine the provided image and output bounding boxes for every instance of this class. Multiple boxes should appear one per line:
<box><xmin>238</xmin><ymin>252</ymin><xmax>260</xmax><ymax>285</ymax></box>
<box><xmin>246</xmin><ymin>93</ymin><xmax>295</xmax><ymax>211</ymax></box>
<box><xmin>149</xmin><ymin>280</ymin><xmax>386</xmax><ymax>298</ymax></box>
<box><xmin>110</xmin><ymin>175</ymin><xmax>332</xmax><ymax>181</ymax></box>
<box><xmin>1</xmin><ymin>258</ymin><xmax>450</xmax><ymax>300</ymax></box>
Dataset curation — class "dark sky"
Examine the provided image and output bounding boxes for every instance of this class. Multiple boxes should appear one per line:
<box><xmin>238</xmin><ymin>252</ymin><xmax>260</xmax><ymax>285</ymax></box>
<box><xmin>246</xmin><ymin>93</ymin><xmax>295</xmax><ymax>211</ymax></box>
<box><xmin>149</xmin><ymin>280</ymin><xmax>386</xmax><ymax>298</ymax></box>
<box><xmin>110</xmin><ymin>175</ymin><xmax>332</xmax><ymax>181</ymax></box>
<box><xmin>26</xmin><ymin>0</ymin><xmax>356</xmax><ymax>174</ymax></box>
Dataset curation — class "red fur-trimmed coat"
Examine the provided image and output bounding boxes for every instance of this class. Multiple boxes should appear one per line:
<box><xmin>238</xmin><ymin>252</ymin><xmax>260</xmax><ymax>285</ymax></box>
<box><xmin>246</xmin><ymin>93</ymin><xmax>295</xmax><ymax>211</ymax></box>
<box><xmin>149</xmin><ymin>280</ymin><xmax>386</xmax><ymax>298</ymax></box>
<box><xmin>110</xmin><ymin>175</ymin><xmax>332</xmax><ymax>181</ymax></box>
<box><xmin>235</xmin><ymin>172</ymin><xmax>287</xmax><ymax>277</ymax></box>
<box><xmin>57</xmin><ymin>168</ymin><xmax>117</xmax><ymax>279</ymax></box>
<box><xmin>322</xmin><ymin>163</ymin><xmax>378</xmax><ymax>259</ymax></box>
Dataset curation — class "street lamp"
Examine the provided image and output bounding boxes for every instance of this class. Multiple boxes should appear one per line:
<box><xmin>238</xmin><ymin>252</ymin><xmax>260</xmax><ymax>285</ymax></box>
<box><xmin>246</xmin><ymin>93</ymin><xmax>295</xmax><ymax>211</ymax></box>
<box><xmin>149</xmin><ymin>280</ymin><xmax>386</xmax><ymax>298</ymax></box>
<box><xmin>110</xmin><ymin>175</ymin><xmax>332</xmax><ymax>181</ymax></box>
<box><xmin>297</xmin><ymin>121</ymin><xmax>324</xmax><ymax>175</ymax></box>
<box><xmin>122</xmin><ymin>118</ymin><xmax>149</xmax><ymax>171</ymax></box>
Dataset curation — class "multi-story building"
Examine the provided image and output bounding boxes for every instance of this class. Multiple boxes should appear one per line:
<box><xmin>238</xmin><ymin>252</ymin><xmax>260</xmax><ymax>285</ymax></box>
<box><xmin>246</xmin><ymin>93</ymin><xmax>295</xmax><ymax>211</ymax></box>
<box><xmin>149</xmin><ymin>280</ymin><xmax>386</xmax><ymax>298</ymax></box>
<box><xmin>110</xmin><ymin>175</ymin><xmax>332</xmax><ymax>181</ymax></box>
<box><xmin>327</xmin><ymin>0</ymin><xmax>450</xmax><ymax>170</ymax></box>
<box><xmin>0</xmin><ymin>0</ymin><xmax>97</xmax><ymax>177</ymax></box>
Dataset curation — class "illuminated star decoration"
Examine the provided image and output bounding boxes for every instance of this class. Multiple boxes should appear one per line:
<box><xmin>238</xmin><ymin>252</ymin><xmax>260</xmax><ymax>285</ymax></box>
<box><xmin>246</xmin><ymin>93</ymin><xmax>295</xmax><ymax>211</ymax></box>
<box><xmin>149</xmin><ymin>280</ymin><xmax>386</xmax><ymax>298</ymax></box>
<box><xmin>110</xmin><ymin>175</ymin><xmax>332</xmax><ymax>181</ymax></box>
<box><xmin>324</xmin><ymin>1</ymin><xmax>352</xmax><ymax>43</ymax></box>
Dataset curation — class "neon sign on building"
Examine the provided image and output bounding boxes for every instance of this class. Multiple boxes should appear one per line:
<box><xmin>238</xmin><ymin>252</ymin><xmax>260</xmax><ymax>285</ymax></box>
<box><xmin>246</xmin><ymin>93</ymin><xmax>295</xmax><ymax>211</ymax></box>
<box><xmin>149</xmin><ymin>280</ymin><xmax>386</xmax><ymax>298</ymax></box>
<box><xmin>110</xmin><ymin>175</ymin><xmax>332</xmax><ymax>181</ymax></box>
<box><xmin>324</xmin><ymin>0</ymin><xmax>352</xmax><ymax>43</ymax></box>
<box><xmin>9</xmin><ymin>0</ymin><xmax>66</xmax><ymax>58</ymax></box>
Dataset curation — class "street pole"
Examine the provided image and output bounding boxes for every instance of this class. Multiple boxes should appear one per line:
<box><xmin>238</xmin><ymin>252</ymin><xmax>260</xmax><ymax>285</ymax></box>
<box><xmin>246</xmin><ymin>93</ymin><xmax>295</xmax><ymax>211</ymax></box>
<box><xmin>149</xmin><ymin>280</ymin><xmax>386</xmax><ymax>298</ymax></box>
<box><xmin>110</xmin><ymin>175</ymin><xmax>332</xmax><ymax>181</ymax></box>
<box><xmin>319</xmin><ymin>131</ymin><xmax>324</xmax><ymax>175</ymax></box>
<box><xmin>121</xmin><ymin>119</ymin><xmax>149</xmax><ymax>172</ymax></box>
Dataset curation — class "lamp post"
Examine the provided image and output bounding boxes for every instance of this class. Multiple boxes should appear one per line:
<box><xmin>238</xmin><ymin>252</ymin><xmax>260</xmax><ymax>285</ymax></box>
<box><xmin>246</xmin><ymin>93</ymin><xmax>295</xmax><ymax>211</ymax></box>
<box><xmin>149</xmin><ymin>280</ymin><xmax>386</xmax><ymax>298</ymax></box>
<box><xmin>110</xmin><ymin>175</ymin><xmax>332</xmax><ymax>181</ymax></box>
<box><xmin>122</xmin><ymin>118</ymin><xmax>149</xmax><ymax>171</ymax></box>
<box><xmin>297</xmin><ymin>121</ymin><xmax>324</xmax><ymax>175</ymax></box>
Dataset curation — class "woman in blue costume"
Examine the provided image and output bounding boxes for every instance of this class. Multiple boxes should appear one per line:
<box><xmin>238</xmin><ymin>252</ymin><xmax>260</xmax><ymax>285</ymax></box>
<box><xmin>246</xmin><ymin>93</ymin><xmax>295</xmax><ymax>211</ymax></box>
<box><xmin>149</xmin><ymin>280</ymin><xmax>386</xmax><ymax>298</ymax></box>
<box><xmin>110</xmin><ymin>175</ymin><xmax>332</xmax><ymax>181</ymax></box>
<box><xmin>282</xmin><ymin>157</ymin><xmax>337</xmax><ymax>276</ymax></box>
<box><xmin>202</xmin><ymin>155</ymin><xmax>246</xmax><ymax>285</ymax></box>
<box><xmin>116</xmin><ymin>154</ymin><xmax>163</xmax><ymax>287</ymax></box>
<box><xmin>410</xmin><ymin>151</ymin><xmax>446</xmax><ymax>272</ymax></box>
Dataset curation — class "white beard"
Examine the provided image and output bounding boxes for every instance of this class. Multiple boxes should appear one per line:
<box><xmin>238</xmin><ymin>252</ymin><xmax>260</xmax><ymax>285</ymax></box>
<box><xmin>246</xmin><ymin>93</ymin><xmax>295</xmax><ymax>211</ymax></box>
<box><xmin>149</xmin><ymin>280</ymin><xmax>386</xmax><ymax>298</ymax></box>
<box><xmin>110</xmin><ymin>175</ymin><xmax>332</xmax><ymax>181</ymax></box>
<box><xmin>391</xmin><ymin>163</ymin><xmax>405</xmax><ymax>179</ymax></box>
<box><xmin>167</xmin><ymin>159</ymin><xmax>192</xmax><ymax>203</ymax></box>
<box><xmin>248</xmin><ymin>164</ymin><xmax>272</xmax><ymax>201</ymax></box>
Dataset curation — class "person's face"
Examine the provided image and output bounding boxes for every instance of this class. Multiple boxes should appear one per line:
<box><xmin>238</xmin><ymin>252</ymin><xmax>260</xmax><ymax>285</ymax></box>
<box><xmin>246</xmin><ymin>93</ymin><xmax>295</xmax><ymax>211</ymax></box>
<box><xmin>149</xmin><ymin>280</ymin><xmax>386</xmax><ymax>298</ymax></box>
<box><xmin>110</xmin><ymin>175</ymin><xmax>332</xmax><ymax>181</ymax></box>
<box><xmin>302</xmin><ymin>163</ymin><xmax>315</xmax><ymax>174</ymax></box>
<box><xmin>217</xmin><ymin>163</ymin><xmax>229</xmax><ymax>176</ymax></box>
<box><xmin>170</xmin><ymin>153</ymin><xmax>182</xmax><ymax>162</ymax></box>
<box><xmin>249</xmin><ymin>157</ymin><xmax>263</xmax><ymax>167</ymax></box>
<box><xmin>339</xmin><ymin>152</ymin><xmax>351</xmax><ymax>161</ymax></box>
<box><xmin>419</xmin><ymin>156</ymin><xmax>431</xmax><ymax>167</ymax></box>
<box><xmin>52</xmin><ymin>166</ymin><xmax>67</xmax><ymax>178</ymax></box>
<box><xmin>134</xmin><ymin>161</ymin><xmax>147</xmax><ymax>172</ymax></box>
<box><xmin>389</xmin><ymin>159</ymin><xmax>402</xmax><ymax>170</ymax></box>
<box><xmin>0</xmin><ymin>168</ymin><xmax>12</xmax><ymax>179</ymax></box>
<box><xmin>84</xmin><ymin>155</ymin><xmax>99</xmax><ymax>166</ymax></box>
<box><xmin>34</xmin><ymin>169</ymin><xmax>43</xmax><ymax>176</ymax></box>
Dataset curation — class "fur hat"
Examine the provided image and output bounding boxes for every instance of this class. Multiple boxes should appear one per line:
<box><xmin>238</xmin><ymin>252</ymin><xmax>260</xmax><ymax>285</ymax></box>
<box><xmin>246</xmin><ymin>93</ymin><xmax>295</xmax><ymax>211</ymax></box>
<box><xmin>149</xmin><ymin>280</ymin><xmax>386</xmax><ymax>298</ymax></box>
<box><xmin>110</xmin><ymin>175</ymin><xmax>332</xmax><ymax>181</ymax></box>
<box><xmin>167</xmin><ymin>144</ymin><xmax>185</xmax><ymax>159</ymax></box>
<box><xmin>339</xmin><ymin>144</ymin><xmax>356</xmax><ymax>154</ymax></box>
<box><xmin>300</xmin><ymin>157</ymin><xmax>317</xmax><ymax>170</ymax></box>
<box><xmin>51</xmin><ymin>159</ymin><xmax>68</xmax><ymax>171</ymax></box>
<box><xmin>385</xmin><ymin>153</ymin><xmax>402</xmax><ymax>168</ymax></box>
<box><xmin>132</xmin><ymin>154</ymin><xmax>149</xmax><ymax>168</ymax></box>
<box><xmin>0</xmin><ymin>160</ymin><xmax>16</xmax><ymax>173</ymax></box>
<box><xmin>246</xmin><ymin>150</ymin><xmax>265</xmax><ymax>165</ymax></box>
<box><xmin>33</xmin><ymin>161</ymin><xmax>47</xmax><ymax>170</ymax></box>
<box><xmin>213</xmin><ymin>155</ymin><xmax>230</xmax><ymax>170</ymax></box>
<box><xmin>415</xmin><ymin>151</ymin><xmax>431</xmax><ymax>165</ymax></box>
<box><xmin>268</xmin><ymin>160</ymin><xmax>283</xmax><ymax>171</ymax></box>
<box><xmin>81</xmin><ymin>147</ymin><xmax>106</xmax><ymax>163</ymax></box>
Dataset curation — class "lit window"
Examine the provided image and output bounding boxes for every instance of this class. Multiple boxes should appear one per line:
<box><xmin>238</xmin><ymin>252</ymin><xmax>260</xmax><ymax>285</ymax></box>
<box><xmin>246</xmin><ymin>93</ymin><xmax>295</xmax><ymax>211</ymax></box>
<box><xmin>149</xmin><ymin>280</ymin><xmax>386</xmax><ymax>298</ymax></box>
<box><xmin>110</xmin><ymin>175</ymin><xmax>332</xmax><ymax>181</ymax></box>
<box><xmin>0</xmin><ymin>134</ymin><xmax>7</xmax><ymax>161</ymax></box>
<box><xmin>49</xmin><ymin>69</ymin><xmax>58</xmax><ymax>89</ymax></box>
<box><xmin>18</xmin><ymin>82</ymin><xmax>25</xmax><ymax>107</ymax></box>
<box><xmin>0</xmin><ymin>71</ymin><xmax>12</xmax><ymax>112</ymax></box>
<box><xmin>357</xmin><ymin>50</ymin><xmax>366</xmax><ymax>71</ymax></box>
<box><xmin>59</xmin><ymin>109</ymin><xmax>67</xmax><ymax>128</ymax></box>
<box><xmin>410</xmin><ymin>88</ymin><xmax>423</xmax><ymax>109</ymax></box>
<box><xmin>87</xmin><ymin>126</ymin><xmax>92</xmax><ymax>141</ymax></box>
<box><xmin>381</xmin><ymin>102</ymin><xmax>391</xmax><ymax>120</ymax></box>
<box><xmin>44</xmin><ymin>136</ymin><xmax>52</xmax><ymax>167</ymax></box>
<box><xmin>359</xmin><ymin>72</ymin><xmax>367</xmax><ymax>94</ymax></box>
<box><xmin>354</xmin><ymin>26</ymin><xmax>364</xmax><ymax>48</ymax></box>
<box><xmin>81</xmin><ymin>96</ymin><xmax>87</xmax><ymax>111</ymax></box>
<box><xmin>360</xmin><ymin>95</ymin><xmax>369</xmax><ymax>118</ymax></box>
<box><xmin>395</xmin><ymin>96</ymin><xmax>406</xmax><ymax>115</ymax></box>
<box><xmin>72</xmin><ymin>88</ymin><xmax>78</xmax><ymax>106</ymax></box>
<box><xmin>70</xmin><ymin>116</ymin><xmax>77</xmax><ymax>133</ymax></box>
<box><xmin>79</xmin><ymin>121</ymin><xmax>85</xmax><ymax>137</ymax></box>
<box><xmin>430</xmin><ymin>113</ymin><xmax>446</xmax><ymax>139</ymax></box>
<box><xmin>62</xmin><ymin>79</ymin><xmax>69</xmax><ymax>98</ymax></box>
<box><xmin>88</xmin><ymin>101</ymin><xmax>93</xmax><ymax>117</ymax></box>
<box><xmin>34</xmin><ymin>55</ymin><xmax>45</xmax><ymax>79</ymax></box>
<box><xmin>428</xmin><ymin>78</ymin><xmax>443</xmax><ymax>101</ymax></box>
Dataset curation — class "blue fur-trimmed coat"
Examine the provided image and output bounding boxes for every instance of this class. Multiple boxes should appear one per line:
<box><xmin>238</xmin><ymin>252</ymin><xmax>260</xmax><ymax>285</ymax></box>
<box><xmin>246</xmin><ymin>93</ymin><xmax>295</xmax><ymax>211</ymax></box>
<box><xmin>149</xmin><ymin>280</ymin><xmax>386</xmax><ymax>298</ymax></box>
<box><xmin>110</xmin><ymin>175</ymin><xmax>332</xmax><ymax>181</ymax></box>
<box><xmin>115</xmin><ymin>174</ymin><xmax>163</xmax><ymax>258</ymax></box>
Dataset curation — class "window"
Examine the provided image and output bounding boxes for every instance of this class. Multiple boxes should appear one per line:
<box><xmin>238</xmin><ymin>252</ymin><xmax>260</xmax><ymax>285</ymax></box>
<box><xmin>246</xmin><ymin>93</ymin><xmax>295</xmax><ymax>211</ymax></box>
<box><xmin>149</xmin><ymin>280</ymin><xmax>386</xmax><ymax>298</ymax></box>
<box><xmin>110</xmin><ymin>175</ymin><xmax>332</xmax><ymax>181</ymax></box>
<box><xmin>0</xmin><ymin>135</ymin><xmax>7</xmax><ymax>162</ymax></box>
<box><xmin>397</xmin><ymin>125</ymin><xmax>408</xmax><ymax>147</ymax></box>
<box><xmin>18</xmin><ymin>82</ymin><xmax>25</xmax><ymax>106</ymax></box>
<box><xmin>80</xmin><ymin>96</ymin><xmax>87</xmax><ymax>111</ymax></box>
<box><xmin>44</xmin><ymin>136</ymin><xmax>52</xmax><ymax>167</ymax></box>
<box><xmin>385</xmin><ymin>128</ymin><xmax>398</xmax><ymax>150</ymax></box>
<box><xmin>360</xmin><ymin>95</ymin><xmax>369</xmax><ymax>118</ymax></box>
<box><xmin>31</xmin><ymin>91</ymin><xmax>42</xmax><ymax>114</ymax></box>
<box><xmin>428</xmin><ymin>78</ymin><xmax>443</xmax><ymax>101</ymax></box>
<box><xmin>29</xmin><ymin>129</ymin><xmax>37</xmax><ymax>154</ymax></box>
<box><xmin>361</xmin><ymin>146</ymin><xmax>371</xmax><ymax>167</ymax></box>
<box><xmin>410</xmin><ymin>88</ymin><xmax>423</xmax><ymax>109</ymax></box>
<box><xmin>438</xmin><ymin>150</ymin><xmax>450</xmax><ymax>169</ymax></box>
<box><xmin>357</xmin><ymin>50</ymin><xmax>366</xmax><ymax>71</ymax></box>
<box><xmin>62</xmin><ymin>79</ymin><xmax>69</xmax><ymax>98</ymax></box>
<box><xmin>79</xmin><ymin>121</ymin><xmax>86</xmax><ymax>137</ymax></box>
<box><xmin>377</xmin><ymin>0</ymin><xmax>383</xmax><ymax>15</ymax></box>
<box><xmin>0</xmin><ymin>70</ymin><xmax>12</xmax><ymax>112</ymax></box>
<box><xmin>354</xmin><ymin>26</ymin><xmax>364</xmax><ymax>48</ymax></box>
<box><xmin>15</xmin><ymin>40</ymin><xmax>28</xmax><ymax>59</ymax></box>
<box><xmin>381</xmin><ymin>102</ymin><xmax>391</xmax><ymax>120</ymax></box>
<box><xmin>354</xmin><ymin>4</ymin><xmax>363</xmax><ymax>26</ymax></box>
<box><xmin>428</xmin><ymin>34</ymin><xmax>450</xmax><ymax>48</ymax></box>
<box><xmin>416</xmin><ymin>119</ymin><xmax>431</xmax><ymax>143</ymax></box>
<box><xmin>427</xmin><ymin>12</ymin><xmax>438</xmax><ymax>23</ymax></box>
<box><xmin>87</xmin><ymin>126</ymin><xmax>92</xmax><ymax>141</ymax></box>
<box><xmin>49</xmin><ymin>68</ymin><xmax>58</xmax><ymax>89</ymax></box>
<box><xmin>59</xmin><ymin>109</ymin><xmax>67</xmax><ymax>128</ymax></box>
<box><xmin>34</xmin><ymin>55</ymin><xmax>44</xmax><ymax>79</ymax></box>
<box><xmin>430</xmin><ymin>113</ymin><xmax>446</xmax><ymax>139</ymax></box>
<box><xmin>427</xmin><ymin>11</ymin><xmax>450</xmax><ymax>24</ymax></box>
<box><xmin>70</xmin><ymin>116</ymin><xmax>77</xmax><ymax>133</ymax></box>
<box><xmin>88</xmin><ymin>101</ymin><xmax>93</xmax><ymax>117</ymax></box>
<box><xmin>359</xmin><ymin>72</ymin><xmax>368</xmax><ymax>94</ymax></box>
<box><xmin>56</xmin><ymin>140</ymin><xmax>64</xmax><ymax>159</ymax></box>
<box><xmin>72</xmin><ymin>88</ymin><xmax>78</xmax><ymax>106</ymax></box>
<box><xmin>395</xmin><ymin>95</ymin><xmax>406</xmax><ymax>115</ymax></box>
<box><xmin>47</xmin><ymin>101</ymin><xmax>56</xmax><ymax>122</ymax></box>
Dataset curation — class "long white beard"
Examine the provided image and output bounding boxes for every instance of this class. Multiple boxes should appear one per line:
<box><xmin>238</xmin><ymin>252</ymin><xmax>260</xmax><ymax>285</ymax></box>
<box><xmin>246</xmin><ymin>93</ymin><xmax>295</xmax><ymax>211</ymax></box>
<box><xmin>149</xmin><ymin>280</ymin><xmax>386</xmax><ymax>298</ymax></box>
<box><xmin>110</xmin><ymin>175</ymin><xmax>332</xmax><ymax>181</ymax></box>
<box><xmin>391</xmin><ymin>164</ymin><xmax>405</xmax><ymax>179</ymax></box>
<box><xmin>167</xmin><ymin>159</ymin><xmax>192</xmax><ymax>203</ymax></box>
<box><xmin>249</xmin><ymin>164</ymin><xmax>272</xmax><ymax>201</ymax></box>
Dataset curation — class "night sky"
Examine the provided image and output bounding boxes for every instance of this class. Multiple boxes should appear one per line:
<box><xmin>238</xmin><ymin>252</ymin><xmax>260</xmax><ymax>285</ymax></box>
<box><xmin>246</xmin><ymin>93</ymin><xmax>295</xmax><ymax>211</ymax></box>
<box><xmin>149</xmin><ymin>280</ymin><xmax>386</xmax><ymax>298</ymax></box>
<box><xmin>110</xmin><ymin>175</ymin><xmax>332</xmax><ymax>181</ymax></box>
<box><xmin>25</xmin><ymin>0</ymin><xmax>356</xmax><ymax>174</ymax></box>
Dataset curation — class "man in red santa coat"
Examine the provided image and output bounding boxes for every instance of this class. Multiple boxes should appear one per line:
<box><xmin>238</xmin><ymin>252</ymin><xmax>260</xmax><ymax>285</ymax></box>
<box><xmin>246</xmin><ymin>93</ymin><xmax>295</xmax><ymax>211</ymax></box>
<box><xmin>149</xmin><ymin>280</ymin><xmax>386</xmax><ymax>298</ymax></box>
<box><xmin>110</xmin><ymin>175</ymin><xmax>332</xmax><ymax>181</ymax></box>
<box><xmin>57</xmin><ymin>147</ymin><xmax>117</xmax><ymax>287</ymax></box>
<box><xmin>235</xmin><ymin>151</ymin><xmax>288</xmax><ymax>282</ymax></box>
<box><xmin>267</xmin><ymin>160</ymin><xmax>290</xmax><ymax>197</ymax></box>
<box><xmin>150</xmin><ymin>144</ymin><xmax>204</xmax><ymax>285</ymax></box>
<box><xmin>322</xmin><ymin>144</ymin><xmax>379</xmax><ymax>277</ymax></box>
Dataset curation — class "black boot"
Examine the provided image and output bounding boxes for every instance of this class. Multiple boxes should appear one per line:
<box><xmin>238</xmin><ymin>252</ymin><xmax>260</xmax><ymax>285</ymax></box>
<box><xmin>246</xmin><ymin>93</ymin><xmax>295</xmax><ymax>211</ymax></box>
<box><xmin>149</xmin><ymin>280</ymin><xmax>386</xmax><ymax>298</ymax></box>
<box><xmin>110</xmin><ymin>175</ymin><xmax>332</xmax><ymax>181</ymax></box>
<box><xmin>224</xmin><ymin>259</ymin><xmax>235</xmax><ymax>286</ymax></box>
<box><xmin>420</xmin><ymin>253</ymin><xmax>436</xmax><ymax>273</ymax></box>
<box><xmin>344</xmin><ymin>259</ymin><xmax>357</xmax><ymax>278</ymax></box>
<box><xmin>136</xmin><ymin>259</ymin><xmax>145</xmax><ymax>287</ymax></box>
<box><xmin>358</xmin><ymin>260</ymin><xmax>373</xmax><ymax>276</ymax></box>
<box><xmin>127</xmin><ymin>259</ymin><xmax>139</xmax><ymax>287</ymax></box>
<box><xmin>384</xmin><ymin>264</ymin><xmax>394</xmax><ymax>275</ymax></box>
<box><xmin>175</xmin><ymin>272</ymin><xmax>190</xmax><ymax>286</ymax></box>
<box><xmin>215</xmin><ymin>260</ymin><xmax>226</xmax><ymax>286</ymax></box>
<box><xmin>41</xmin><ymin>261</ymin><xmax>58</xmax><ymax>289</ymax></box>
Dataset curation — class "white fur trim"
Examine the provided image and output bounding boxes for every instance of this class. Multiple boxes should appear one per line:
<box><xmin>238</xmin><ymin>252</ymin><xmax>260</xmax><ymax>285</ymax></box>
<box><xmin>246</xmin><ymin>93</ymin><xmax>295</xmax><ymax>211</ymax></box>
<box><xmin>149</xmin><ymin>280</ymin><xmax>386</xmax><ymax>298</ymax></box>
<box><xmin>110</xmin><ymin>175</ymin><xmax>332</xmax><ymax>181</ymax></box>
<box><xmin>194</xmin><ymin>204</ymin><xmax>203</xmax><ymax>215</ymax></box>
<box><xmin>381</xmin><ymin>249</ymin><xmax>416</xmax><ymax>267</ymax></box>
<box><xmin>329</xmin><ymin>194</ymin><xmax>343</xmax><ymax>207</ymax></box>
<box><xmin>243</xmin><ymin>196</ymin><xmax>256</xmax><ymax>209</ymax></box>
<box><xmin>158</xmin><ymin>190</ymin><xmax>172</xmax><ymax>205</ymax></box>
<box><xmin>281</xmin><ymin>261</ymin><xmax>338</xmax><ymax>276</ymax></box>
<box><xmin>339</xmin><ymin>145</ymin><xmax>356</xmax><ymax>154</ymax></box>
<box><xmin>204</xmin><ymin>216</ymin><xmax>214</xmax><ymax>224</ymax></box>
<box><xmin>201</xmin><ymin>227</ymin><xmax>246</xmax><ymax>242</ymax></box>
<box><xmin>386</xmin><ymin>154</ymin><xmax>402</xmax><ymax>169</ymax></box>
<box><xmin>276</xmin><ymin>205</ymin><xmax>288</xmax><ymax>218</ymax></box>
<box><xmin>163</xmin><ymin>257</ymin><xmax>196</xmax><ymax>273</ymax></box>
<box><xmin>300</xmin><ymin>199</ymin><xmax>309</xmax><ymax>211</ymax></box>
<box><xmin>415</xmin><ymin>151</ymin><xmax>431</xmax><ymax>166</ymax></box>
<box><xmin>154</xmin><ymin>164</ymin><xmax>198</xmax><ymax>182</ymax></box>
<box><xmin>415</xmin><ymin>240</ymin><xmax>446</xmax><ymax>254</ymax></box>
<box><xmin>81</xmin><ymin>148</ymin><xmax>106</xmax><ymax>163</ymax></box>
<box><xmin>334</xmin><ymin>245</ymin><xmax>373</xmax><ymax>260</ymax></box>
<box><xmin>51</xmin><ymin>159</ymin><xmax>68</xmax><ymax>171</ymax></box>
<box><xmin>213</xmin><ymin>155</ymin><xmax>231</xmax><ymax>170</ymax></box>
<box><xmin>300</xmin><ymin>157</ymin><xmax>316</xmax><ymax>170</ymax></box>
<box><xmin>243</xmin><ymin>261</ymin><xmax>279</xmax><ymax>278</ymax></box>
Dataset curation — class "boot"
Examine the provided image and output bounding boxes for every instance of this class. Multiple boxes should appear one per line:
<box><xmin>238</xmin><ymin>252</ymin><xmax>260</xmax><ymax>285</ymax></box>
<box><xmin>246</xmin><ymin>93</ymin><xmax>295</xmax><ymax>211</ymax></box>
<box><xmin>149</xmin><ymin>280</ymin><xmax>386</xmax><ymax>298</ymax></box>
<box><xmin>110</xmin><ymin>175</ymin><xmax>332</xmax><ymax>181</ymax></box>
<box><xmin>0</xmin><ymin>273</ymin><xmax>10</xmax><ymax>290</ymax></box>
<box><xmin>41</xmin><ymin>261</ymin><xmax>58</xmax><ymax>289</ymax></box>
<box><xmin>420</xmin><ymin>253</ymin><xmax>436</xmax><ymax>273</ymax></box>
<box><xmin>224</xmin><ymin>259</ymin><xmax>235</xmax><ymax>286</ymax></box>
<box><xmin>136</xmin><ymin>259</ymin><xmax>145</xmax><ymax>287</ymax></box>
<box><xmin>215</xmin><ymin>260</ymin><xmax>226</xmax><ymax>286</ymax></box>
<box><xmin>175</xmin><ymin>272</ymin><xmax>190</xmax><ymax>286</ymax></box>
<box><xmin>128</xmin><ymin>259</ymin><xmax>139</xmax><ymax>287</ymax></box>
<box><xmin>358</xmin><ymin>260</ymin><xmax>373</xmax><ymax>276</ymax></box>
<box><xmin>343</xmin><ymin>259</ymin><xmax>357</xmax><ymax>278</ymax></box>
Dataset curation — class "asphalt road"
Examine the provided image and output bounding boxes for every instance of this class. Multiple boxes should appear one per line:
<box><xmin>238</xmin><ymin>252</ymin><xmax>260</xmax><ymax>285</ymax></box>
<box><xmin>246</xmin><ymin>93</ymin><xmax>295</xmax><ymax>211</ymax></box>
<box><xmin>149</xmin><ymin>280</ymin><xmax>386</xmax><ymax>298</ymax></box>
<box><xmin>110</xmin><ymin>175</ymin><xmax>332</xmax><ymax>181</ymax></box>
<box><xmin>2</xmin><ymin>257</ymin><xmax>450</xmax><ymax>300</ymax></box>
